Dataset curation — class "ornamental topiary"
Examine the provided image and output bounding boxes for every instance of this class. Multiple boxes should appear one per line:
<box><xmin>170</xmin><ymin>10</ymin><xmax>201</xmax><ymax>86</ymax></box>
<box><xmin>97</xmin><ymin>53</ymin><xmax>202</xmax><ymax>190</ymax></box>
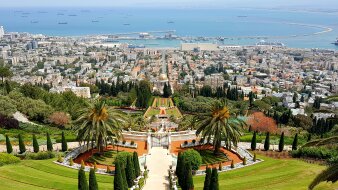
<box><xmin>231</xmin><ymin>160</ymin><xmax>235</xmax><ymax>168</ymax></box>
<box><xmin>182</xmin><ymin>149</ymin><xmax>202</xmax><ymax>171</ymax></box>
<box><xmin>33</xmin><ymin>134</ymin><xmax>39</xmax><ymax>153</ymax></box>
<box><xmin>251</xmin><ymin>131</ymin><xmax>257</xmax><ymax>151</ymax></box>
<box><xmin>46</xmin><ymin>132</ymin><xmax>53</xmax><ymax>151</ymax></box>
<box><xmin>203</xmin><ymin>167</ymin><xmax>212</xmax><ymax>190</ymax></box>
<box><xmin>78</xmin><ymin>167</ymin><xmax>89</xmax><ymax>190</ymax></box>
<box><xmin>264</xmin><ymin>132</ymin><xmax>270</xmax><ymax>151</ymax></box>
<box><xmin>18</xmin><ymin>134</ymin><xmax>26</xmax><ymax>154</ymax></box>
<box><xmin>210</xmin><ymin>168</ymin><xmax>219</xmax><ymax>190</ymax></box>
<box><xmin>89</xmin><ymin>168</ymin><xmax>98</xmax><ymax>190</ymax></box>
<box><xmin>243</xmin><ymin>157</ymin><xmax>247</xmax><ymax>165</ymax></box>
<box><xmin>61</xmin><ymin>131</ymin><xmax>67</xmax><ymax>152</ymax></box>
<box><xmin>278</xmin><ymin>132</ymin><xmax>284</xmax><ymax>152</ymax></box>
<box><xmin>5</xmin><ymin>135</ymin><xmax>12</xmax><ymax>154</ymax></box>
<box><xmin>133</xmin><ymin>151</ymin><xmax>140</xmax><ymax>177</ymax></box>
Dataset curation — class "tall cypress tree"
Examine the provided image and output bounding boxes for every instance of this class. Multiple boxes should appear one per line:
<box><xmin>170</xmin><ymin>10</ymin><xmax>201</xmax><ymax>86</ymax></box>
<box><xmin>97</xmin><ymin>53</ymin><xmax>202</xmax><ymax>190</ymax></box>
<box><xmin>18</xmin><ymin>134</ymin><xmax>26</xmax><ymax>154</ymax></box>
<box><xmin>203</xmin><ymin>167</ymin><xmax>212</xmax><ymax>190</ymax></box>
<box><xmin>278</xmin><ymin>132</ymin><xmax>284</xmax><ymax>152</ymax></box>
<box><xmin>33</xmin><ymin>134</ymin><xmax>39</xmax><ymax>153</ymax></box>
<box><xmin>184</xmin><ymin>162</ymin><xmax>194</xmax><ymax>190</ymax></box>
<box><xmin>176</xmin><ymin>152</ymin><xmax>184</xmax><ymax>187</ymax></box>
<box><xmin>292</xmin><ymin>133</ymin><xmax>298</xmax><ymax>151</ymax></box>
<box><xmin>61</xmin><ymin>131</ymin><xmax>68</xmax><ymax>152</ymax></box>
<box><xmin>126</xmin><ymin>155</ymin><xmax>135</xmax><ymax>187</ymax></box>
<box><xmin>5</xmin><ymin>135</ymin><xmax>12</xmax><ymax>154</ymax></box>
<box><xmin>78</xmin><ymin>168</ymin><xmax>89</xmax><ymax>190</ymax></box>
<box><xmin>121</xmin><ymin>161</ymin><xmax>128</xmax><ymax>189</ymax></box>
<box><xmin>114</xmin><ymin>161</ymin><xmax>124</xmax><ymax>190</ymax></box>
<box><xmin>210</xmin><ymin>168</ymin><xmax>219</xmax><ymax>190</ymax></box>
<box><xmin>89</xmin><ymin>168</ymin><xmax>98</xmax><ymax>190</ymax></box>
<box><xmin>264</xmin><ymin>132</ymin><xmax>270</xmax><ymax>151</ymax></box>
<box><xmin>251</xmin><ymin>131</ymin><xmax>257</xmax><ymax>151</ymax></box>
<box><xmin>133</xmin><ymin>152</ymin><xmax>140</xmax><ymax>177</ymax></box>
<box><xmin>46</xmin><ymin>132</ymin><xmax>53</xmax><ymax>151</ymax></box>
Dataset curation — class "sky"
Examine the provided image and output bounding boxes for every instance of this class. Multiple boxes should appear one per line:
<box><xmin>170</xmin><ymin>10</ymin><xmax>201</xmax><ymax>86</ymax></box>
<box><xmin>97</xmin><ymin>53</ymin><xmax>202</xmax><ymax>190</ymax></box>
<box><xmin>1</xmin><ymin>0</ymin><xmax>338</xmax><ymax>9</ymax></box>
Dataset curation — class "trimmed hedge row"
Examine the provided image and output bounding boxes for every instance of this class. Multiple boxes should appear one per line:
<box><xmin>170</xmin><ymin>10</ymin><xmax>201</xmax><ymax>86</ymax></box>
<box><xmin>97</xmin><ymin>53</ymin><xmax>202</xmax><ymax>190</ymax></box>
<box><xmin>0</xmin><ymin>153</ymin><xmax>20</xmax><ymax>166</ymax></box>
<box><xmin>291</xmin><ymin>147</ymin><xmax>337</xmax><ymax>160</ymax></box>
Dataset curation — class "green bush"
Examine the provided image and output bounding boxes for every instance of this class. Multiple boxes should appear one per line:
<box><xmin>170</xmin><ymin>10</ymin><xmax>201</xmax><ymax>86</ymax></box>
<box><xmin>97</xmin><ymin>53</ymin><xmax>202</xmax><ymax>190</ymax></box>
<box><xmin>25</xmin><ymin>151</ymin><xmax>56</xmax><ymax>160</ymax></box>
<box><xmin>0</xmin><ymin>153</ymin><xmax>20</xmax><ymax>166</ymax></box>
<box><xmin>291</xmin><ymin>147</ymin><xmax>337</xmax><ymax>160</ymax></box>
<box><xmin>182</xmin><ymin>149</ymin><xmax>202</xmax><ymax>171</ymax></box>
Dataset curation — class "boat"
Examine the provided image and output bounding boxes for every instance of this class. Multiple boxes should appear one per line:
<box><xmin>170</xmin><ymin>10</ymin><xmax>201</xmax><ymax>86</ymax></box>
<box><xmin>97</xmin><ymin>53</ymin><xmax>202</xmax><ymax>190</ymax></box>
<box><xmin>68</xmin><ymin>14</ymin><xmax>77</xmax><ymax>17</ymax></box>
<box><xmin>58</xmin><ymin>22</ymin><xmax>68</xmax><ymax>25</ymax></box>
<box><xmin>30</xmin><ymin>21</ymin><xmax>39</xmax><ymax>24</ymax></box>
<box><xmin>57</xmin><ymin>13</ymin><xmax>64</xmax><ymax>16</ymax></box>
<box><xmin>332</xmin><ymin>39</ymin><xmax>338</xmax><ymax>46</ymax></box>
<box><xmin>123</xmin><ymin>23</ymin><xmax>130</xmax><ymax>26</ymax></box>
<box><xmin>92</xmin><ymin>20</ymin><xmax>99</xmax><ymax>23</ymax></box>
<box><xmin>237</xmin><ymin>15</ymin><xmax>248</xmax><ymax>18</ymax></box>
<box><xmin>167</xmin><ymin>21</ymin><xmax>174</xmax><ymax>24</ymax></box>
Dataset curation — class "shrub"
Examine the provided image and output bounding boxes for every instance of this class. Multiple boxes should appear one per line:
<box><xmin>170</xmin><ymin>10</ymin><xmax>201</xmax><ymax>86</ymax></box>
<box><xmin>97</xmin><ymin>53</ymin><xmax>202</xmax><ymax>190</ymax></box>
<box><xmin>78</xmin><ymin>168</ymin><xmax>88</xmax><ymax>190</ymax></box>
<box><xmin>114</xmin><ymin>161</ymin><xmax>124</xmax><ymax>190</ymax></box>
<box><xmin>81</xmin><ymin>160</ymin><xmax>85</xmax><ymax>169</ymax></box>
<box><xmin>61</xmin><ymin>131</ymin><xmax>67</xmax><ymax>152</ymax></box>
<box><xmin>184</xmin><ymin>141</ymin><xmax>188</xmax><ymax>145</ymax></box>
<box><xmin>122</xmin><ymin>140</ymin><xmax>126</xmax><ymax>145</ymax></box>
<box><xmin>69</xmin><ymin>157</ymin><xmax>74</xmax><ymax>166</ymax></box>
<box><xmin>115</xmin><ymin>151</ymin><xmax>131</xmax><ymax>164</ymax></box>
<box><xmin>138</xmin><ymin>178</ymin><xmax>145</xmax><ymax>189</ymax></box>
<box><xmin>18</xmin><ymin>134</ymin><xmax>26</xmax><ymax>154</ymax></box>
<box><xmin>48</xmin><ymin>112</ymin><xmax>70</xmax><ymax>128</ymax></box>
<box><xmin>264</xmin><ymin>132</ymin><xmax>270</xmax><ymax>151</ymax></box>
<box><xmin>5</xmin><ymin>135</ymin><xmax>12</xmax><ymax>154</ymax></box>
<box><xmin>247</xmin><ymin>112</ymin><xmax>277</xmax><ymax>133</ymax></box>
<box><xmin>0</xmin><ymin>114</ymin><xmax>19</xmax><ymax>129</ymax></box>
<box><xmin>57</xmin><ymin>154</ymin><xmax>64</xmax><ymax>163</ymax></box>
<box><xmin>46</xmin><ymin>132</ymin><xmax>53</xmax><ymax>151</ymax></box>
<box><xmin>278</xmin><ymin>132</ymin><xmax>284</xmax><ymax>152</ymax></box>
<box><xmin>253</xmin><ymin>153</ymin><xmax>257</xmax><ymax>162</ymax></box>
<box><xmin>251</xmin><ymin>131</ymin><xmax>257</xmax><ymax>151</ymax></box>
<box><xmin>243</xmin><ymin>157</ymin><xmax>247</xmax><ymax>165</ymax></box>
<box><xmin>130</xmin><ymin>141</ymin><xmax>135</xmax><ymax>145</ymax></box>
<box><xmin>0</xmin><ymin>153</ymin><xmax>20</xmax><ymax>166</ymax></box>
<box><xmin>25</xmin><ymin>151</ymin><xmax>56</xmax><ymax>160</ymax></box>
<box><xmin>192</xmin><ymin>139</ymin><xmax>196</xmax><ymax>144</ymax></box>
<box><xmin>218</xmin><ymin>162</ymin><xmax>222</xmax><ymax>171</ymax></box>
<box><xmin>292</xmin><ymin>133</ymin><xmax>298</xmax><ymax>151</ymax></box>
<box><xmin>231</xmin><ymin>160</ymin><xmax>235</xmax><ymax>168</ymax></box>
<box><xmin>182</xmin><ymin>149</ymin><xmax>202</xmax><ymax>171</ymax></box>
<box><xmin>32</xmin><ymin>134</ymin><xmax>39</xmax><ymax>153</ymax></box>
<box><xmin>106</xmin><ymin>165</ymin><xmax>111</xmax><ymax>173</ymax></box>
<box><xmin>133</xmin><ymin>151</ymin><xmax>140</xmax><ymax>177</ymax></box>
<box><xmin>89</xmin><ymin>168</ymin><xmax>98</xmax><ymax>190</ymax></box>
<box><xmin>203</xmin><ymin>167</ymin><xmax>212</xmax><ymax>190</ymax></box>
<box><xmin>210</xmin><ymin>168</ymin><xmax>219</xmax><ymax>190</ymax></box>
<box><xmin>126</xmin><ymin>155</ymin><xmax>135</xmax><ymax>187</ymax></box>
<box><xmin>93</xmin><ymin>162</ymin><xmax>97</xmax><ymax>172</ymax></box>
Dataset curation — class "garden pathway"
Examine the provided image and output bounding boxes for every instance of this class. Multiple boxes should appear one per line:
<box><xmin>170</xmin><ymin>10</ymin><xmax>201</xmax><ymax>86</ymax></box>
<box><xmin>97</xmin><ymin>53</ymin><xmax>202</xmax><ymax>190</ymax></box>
<box><xmin>143</xmin><ymin>147</ymin><xmax>171</xmax><ymax>190</ymax></box>
<box><xmin>0</xmin><ymin>142</ymin><xmax>80</xmax><ymax>153</ymax></box>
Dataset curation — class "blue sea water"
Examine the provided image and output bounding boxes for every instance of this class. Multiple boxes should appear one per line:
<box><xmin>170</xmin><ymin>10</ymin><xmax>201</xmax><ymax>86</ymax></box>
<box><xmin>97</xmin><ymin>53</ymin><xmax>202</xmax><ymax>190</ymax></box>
<box><xmin>0</xmin><ymin>7</ymin><xmax>337</xmax><ymax>49</ymax></box>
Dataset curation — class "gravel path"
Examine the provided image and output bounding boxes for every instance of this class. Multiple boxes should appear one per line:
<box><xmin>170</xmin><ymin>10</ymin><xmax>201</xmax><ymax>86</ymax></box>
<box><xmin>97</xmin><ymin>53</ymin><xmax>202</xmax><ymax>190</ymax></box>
<box><xmin>0</xmin><ymin>142</ymin><xmax>80</xmax><ymax>153</ymax></box>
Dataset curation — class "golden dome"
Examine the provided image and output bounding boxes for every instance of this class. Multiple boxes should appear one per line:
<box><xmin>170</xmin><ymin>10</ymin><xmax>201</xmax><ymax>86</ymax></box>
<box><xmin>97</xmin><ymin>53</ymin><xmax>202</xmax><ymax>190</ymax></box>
<box><xmin>159</xmin><ymin>73</ymin><xmax>168</xmax><ymax>81</ymax></box>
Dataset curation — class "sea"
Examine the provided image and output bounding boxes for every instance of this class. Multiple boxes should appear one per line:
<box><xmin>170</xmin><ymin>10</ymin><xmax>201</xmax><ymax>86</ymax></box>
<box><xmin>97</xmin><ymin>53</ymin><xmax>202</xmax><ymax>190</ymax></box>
<box><xmin>0</xmin><ymin>7</ymin><xmax>338</xmax><ymax>50</ymax></box>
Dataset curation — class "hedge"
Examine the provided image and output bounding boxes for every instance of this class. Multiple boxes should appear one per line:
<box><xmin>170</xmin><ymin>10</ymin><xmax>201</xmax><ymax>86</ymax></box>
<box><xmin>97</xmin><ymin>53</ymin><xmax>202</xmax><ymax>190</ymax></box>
<box><xmin>0</xmin><ymin>153</ymin><xmax>20</xmax><ymax>166</ymax></box>
<box><xmin>291</xmin><ymin>147</ymin><xmax>337</xmax><ymax>160</ymax></box>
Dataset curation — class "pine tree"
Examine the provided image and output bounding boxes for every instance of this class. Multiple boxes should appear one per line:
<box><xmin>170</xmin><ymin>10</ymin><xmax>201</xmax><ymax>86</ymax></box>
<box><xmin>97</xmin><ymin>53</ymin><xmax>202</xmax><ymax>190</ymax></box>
<box><xmin>292</xmin><ymin>133</ymin><xmax>298</xmax><ymax>150</ymax></box>
<box><xmin>18</xmin><ymin>134</ymin><xmax>26</xmax><ymax>154</ymax></box>
<box><xmin>114</xmin><ymin>161</ymin><xmax>124</xmax><ymax>190</ymax></box>
<box><xmin>126</xmin><ymin>155</ymin><xmax>135</xmax><ymax>187</ymax></box>
<box><xmin>89</xmin><ymin>168</ymin><xmax>98</xmax><ymax>190</ymax></box>
<box><xmin>46</xmin><ymin>132</ymin><xmax>53</xmax><ymax>151</ymax></box>
<box><xmin>61</xmin><ymin>131</ymin><xmax>68</xmax><ymax>152</ymax></box>
<box><xmin>278</xmin><ymin>132</ymin><xmax>284</xmax><ymax>152</ymax></box>
<box><xmin>251</xmin><ymin>131</ymin><xmax>257</xmax><ymax>151</ymax></box>
<box><xmin>210</xmin><ymin>168</ymin><xmax>219</xmax><ymax>190</ymax></box>
<box><xmin>184</xmin><ymin>162</ymin><xmax>194</xmax><ymax>190</ymax></box>
<box><xmin>33</xmin><ymin>134</ymin><xmax>39</xmax><ymax>153</ymax></box>
<box><xmin>203</xmin><ymin>167</ymin><xmax>212</xmax><ymax>190</ymax></box>
<box><xmin>5</xmin><ymin>135</ymin><xmax>12</xmax><ymax>154</ymax></box>
<box><xmin>78</xmin><ymin>168</ymin><xmax>89</xmax><ymax>190</ymax></box>
<box><xmin>264</xmin><ymin>132</ymin><xmax>270</xmax><ymax>151</ymax></box>
<box><xmin>133</xmin><ymin>152</ymin><xmax>140</xmax><ymax>177</ymax></box>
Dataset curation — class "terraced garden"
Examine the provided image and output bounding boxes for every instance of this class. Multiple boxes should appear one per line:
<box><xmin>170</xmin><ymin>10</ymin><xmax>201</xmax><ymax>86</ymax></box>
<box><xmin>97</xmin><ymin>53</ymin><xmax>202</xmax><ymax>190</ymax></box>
<box><xmin>193</xmin><ymin>154</ymin><xmax>338</xmax><ymax>190</ymax></box>
<box><xmin>86</xmin><ymin>150</ymin><xmax>118</xmax><ymax>166</ymax></box>
<box><xmin>0</xmin><ymin>159</ymin><xmax>113</xmax><ymax>190</ymax></box>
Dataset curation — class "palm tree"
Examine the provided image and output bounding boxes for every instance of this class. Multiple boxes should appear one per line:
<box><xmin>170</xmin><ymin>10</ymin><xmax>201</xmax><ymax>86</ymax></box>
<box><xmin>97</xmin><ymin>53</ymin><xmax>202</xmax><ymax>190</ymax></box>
<box><xmin>179</xmin><ymin>115</ymin><xmax>198</xmax><ymax>130</ymax></box>
<box><xmin>124</xmin><ymin>114</ymin><xmax>149</xmax><ymax>131</ymax></box>
<box><xmin>74</xmin><ymin>100</ymin><xmax>126</xmax><ymax>152</ymax></box>
<box><xmin>196</xmin><ymin>102</ymin><xmax>246</xmax><ymax>154</ymax></box>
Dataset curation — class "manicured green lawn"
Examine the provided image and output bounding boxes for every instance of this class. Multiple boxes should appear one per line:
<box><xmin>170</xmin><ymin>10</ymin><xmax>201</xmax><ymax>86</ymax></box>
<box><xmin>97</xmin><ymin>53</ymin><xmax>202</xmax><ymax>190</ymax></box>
<box><xmin>193</xmin><ymin>155</ymin><xmax>338</xmax><ymax>190</ymax></box>
<box><xmin>199</xmin><ymin>149</ymin><xmax>229</xmax><ymax>165</ymax></box>
<box><xmin>0</xmin><ymin>159</ymin><xmax>113</xmax><ymax>190</ymax></box>
<box><xmin>87</xmin><ymin>150</ymin><xmax>117</xmax><ymax>166</ymax></box>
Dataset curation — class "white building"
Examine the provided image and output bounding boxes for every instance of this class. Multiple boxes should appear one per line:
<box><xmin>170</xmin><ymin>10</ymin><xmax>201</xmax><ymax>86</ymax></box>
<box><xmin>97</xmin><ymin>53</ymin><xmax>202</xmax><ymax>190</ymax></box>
<box><xmin>0</xmin><ymin>26</ymin><xmax>4</xmax><ymax>38</ymax></box>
